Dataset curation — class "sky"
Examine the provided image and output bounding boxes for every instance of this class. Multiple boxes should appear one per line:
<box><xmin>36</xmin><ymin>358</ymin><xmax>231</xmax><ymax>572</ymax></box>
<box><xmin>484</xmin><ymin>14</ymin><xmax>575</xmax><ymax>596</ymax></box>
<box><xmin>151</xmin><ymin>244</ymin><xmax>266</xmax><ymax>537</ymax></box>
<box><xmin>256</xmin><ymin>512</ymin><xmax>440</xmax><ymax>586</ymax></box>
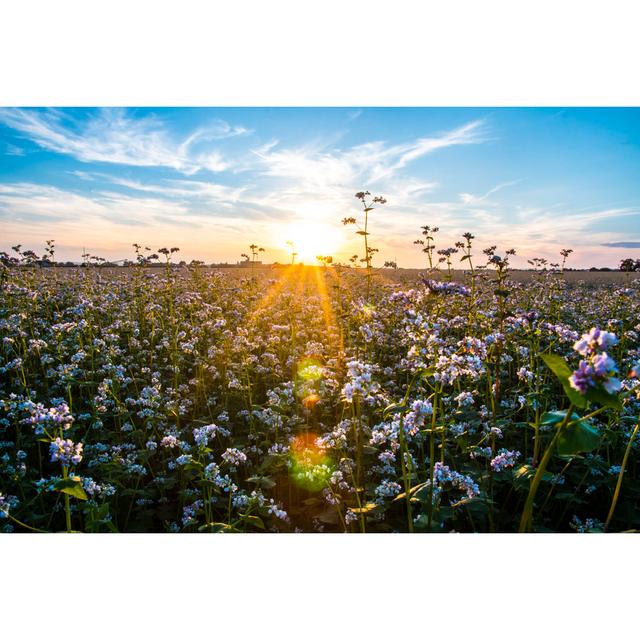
<box><xmin>0</xmin><ymin>107</ymin><xmax>639</xmax><ymax>267</ymax></box>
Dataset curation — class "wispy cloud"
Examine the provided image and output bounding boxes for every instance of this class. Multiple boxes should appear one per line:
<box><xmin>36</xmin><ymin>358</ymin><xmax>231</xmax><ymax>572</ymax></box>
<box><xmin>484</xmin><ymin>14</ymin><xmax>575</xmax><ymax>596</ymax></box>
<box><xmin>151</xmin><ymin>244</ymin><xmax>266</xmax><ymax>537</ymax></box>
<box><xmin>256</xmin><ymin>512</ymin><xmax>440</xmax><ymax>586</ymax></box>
<box><xmin>252</xmin><ymin>119</ymin><xmax>486</xmax><ymax>189</ymax></box>
<box><xmin>108</xmin><ymin>176</ymin><xmax>247</xmax><ymax>204</ymax></box>
<box><xmin>236</xmin><ymin>119</ymin><xmax>486</xmax><ymax>230</ymax></box>
<box><xmin>0</xmin><ymin>108</ymin><xmax>250</xmax><ymax>174</ymax></box>
<box><xmin>4</xmin><ymin>142</ymin><xmax>26</xmax><ymax>156</ymax></box>
<box><xmin>367</xmin><ymin>120</ymin><xmax>486</xmax><ymax>183</ymax></box>
<box><xmin>0</xmin><ymin>182</ymin><xmax>189</xmax><ymax>225</ymax></box>
<box><xmin>602</xmin><ymin>241</ymin><xmax>640</xmax><ymax>248</ymax></box>
<box><xmin>0</xmin><ymin>181</ymin><xmax>288</xmax><ymax>262</ymax></box>
<box><xmin>459</xmin><ymin>179</ymin><xmax>521</xmax><ymax>205</ymax></box>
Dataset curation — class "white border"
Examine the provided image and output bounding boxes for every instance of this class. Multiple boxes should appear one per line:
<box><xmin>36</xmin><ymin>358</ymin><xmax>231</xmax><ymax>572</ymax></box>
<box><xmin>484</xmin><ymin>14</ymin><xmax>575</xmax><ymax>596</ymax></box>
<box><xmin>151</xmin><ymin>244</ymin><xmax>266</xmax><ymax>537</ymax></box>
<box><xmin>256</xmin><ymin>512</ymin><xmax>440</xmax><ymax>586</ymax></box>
<box><xmin>1</xmin><ymin>0</ymin><xmax>639</xmax><ymax>106</ymax></box>
<box><xmin>1</xmin><ymin>533</ymin><xmax>638</xmax><ymax>638</ymax></box>
<box><xmin>1</xmin><ymin>1</ymin><xmax>639</xmax><ymax>636</ymax></box>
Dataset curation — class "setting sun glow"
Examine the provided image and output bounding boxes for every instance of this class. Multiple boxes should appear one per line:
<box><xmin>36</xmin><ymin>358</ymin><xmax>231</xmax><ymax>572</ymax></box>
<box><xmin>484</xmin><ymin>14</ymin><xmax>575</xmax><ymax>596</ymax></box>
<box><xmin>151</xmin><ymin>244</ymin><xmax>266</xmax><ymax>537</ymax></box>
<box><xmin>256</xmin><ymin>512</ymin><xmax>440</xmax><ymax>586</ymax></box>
<box><xmin>280</xmin><ymin>220</ymin><xmax>343</xmax><ymax>263</ymax></box>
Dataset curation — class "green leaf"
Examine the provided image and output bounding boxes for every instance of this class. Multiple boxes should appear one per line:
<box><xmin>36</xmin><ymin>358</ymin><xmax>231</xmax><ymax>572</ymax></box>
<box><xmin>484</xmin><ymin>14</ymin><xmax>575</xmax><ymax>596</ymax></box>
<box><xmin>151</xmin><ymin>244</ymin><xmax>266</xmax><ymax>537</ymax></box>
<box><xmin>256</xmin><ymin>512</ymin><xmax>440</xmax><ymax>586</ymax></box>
<box><xmin>239</xmin><ymin>514</ymin><xmax>265</xmax><ymax>530</ymax></box>
<box><xmin>540</xmin><ymin>411</ymin><xmax>602</xmax><ymax>456</ymax></box>
<box><xmin>394</xmin><ymin>481</ymin><xmax>432</xmax><ymax>503</ymax></box>
<box><xmin>584</xmin><ymin>385</ymin><xmax>623</xmax><ymax>410</ymax></box>
<box><xmin>541</xmin><ymin>353</ymin><xmax>588</xmax><ymax>408</ymax></box>
<box><xmin>383</xmin><ymin>401</ymin><xmax>405</xmax><ymax>418</ymax></box>
<box><xmin>450</xmin><ymin>496</ymin><xmax>479</xmax><ymax>508</ymax></box>
<box><xmin>54</xmin><ymin>477</ymin><xmax>88</xmax><ymax>501</ymax></box>
<box><xmin>316</xmin><ymin>509</ymin><xmax>340</xmax><ymax>525</ymax></box>
<box><xmin>540</xmin><ymin>410</ymin><xmax>573</xmax><ymax>426</ymax></box>
<box><xmin>356</xmin><ymin>231</ymin><xmax>369</xmax><ymax>236</ymax></box>
<box><xmin>85</xmin><ymin>503</ymin><xmax>118</xmax><ymax>532</ymax></box>
<box><xmin>246</xmin><ymin>475</ymin><xmax>276</xmax><ymax>490</ymax></box>
<box><xmin>557</xmin><ymin>419</ymin><xmax>601</xmax><ymax>456</ymax></box>
<box><xmin>513</xmin><ymin>464</ymin><xmax>554</xmax><ymax>483</ymax></box>
<box><xmin>349</xmin><ymin>502</ymin><xmax>381</xmax><ymax>514</ymax></box>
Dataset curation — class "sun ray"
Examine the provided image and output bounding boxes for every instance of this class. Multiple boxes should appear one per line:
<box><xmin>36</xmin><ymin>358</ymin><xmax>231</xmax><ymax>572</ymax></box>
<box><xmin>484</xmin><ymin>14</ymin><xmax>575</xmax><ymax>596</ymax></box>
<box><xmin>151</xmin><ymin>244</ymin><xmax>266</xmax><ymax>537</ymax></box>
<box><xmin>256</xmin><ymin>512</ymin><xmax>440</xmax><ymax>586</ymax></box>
<box><xmin>313</xmin><ymin>265</ymin><xmax>342</xmax><ymax>356</ymax></box>
<box><xmin>242</xmin><ymin>265</ymin><xmax>296</xmax><ymax>328</ymax></box>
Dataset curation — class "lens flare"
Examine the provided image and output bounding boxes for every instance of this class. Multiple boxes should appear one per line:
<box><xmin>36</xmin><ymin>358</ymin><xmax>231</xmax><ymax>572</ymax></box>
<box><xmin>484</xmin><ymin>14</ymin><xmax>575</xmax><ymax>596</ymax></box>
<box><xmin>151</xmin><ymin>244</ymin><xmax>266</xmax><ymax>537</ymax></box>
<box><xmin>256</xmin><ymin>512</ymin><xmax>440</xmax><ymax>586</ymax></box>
<box><xmin>289</xmin><ymin>432</ymin><xmax>333</xmax><ymax>491</ymax></box>
<box><xmin>296</xmin><ymin>357</ymin><xmax>325</xmax><ymax>409</ymax></box>
<box><xmin>301</xmin><ymin>393</ymin><xmax>321</xmax><ymax>410</ymax></box>
<box><xmin>296</xmin><ymin>357</ymin><xmax>324</xmax><ymax>383</ymax></box>
<box><xmin>360</xmin><ymin>303</ymin><xmax>376</xmax><ymax>318</ymax></box>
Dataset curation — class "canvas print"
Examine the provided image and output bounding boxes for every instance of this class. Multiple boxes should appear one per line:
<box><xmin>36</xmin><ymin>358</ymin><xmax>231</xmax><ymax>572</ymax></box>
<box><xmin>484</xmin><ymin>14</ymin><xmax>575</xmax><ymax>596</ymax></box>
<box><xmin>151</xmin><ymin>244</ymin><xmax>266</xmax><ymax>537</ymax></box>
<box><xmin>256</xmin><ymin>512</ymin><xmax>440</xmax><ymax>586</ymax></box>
<box><xmin>0</xmin><ymin>107</ymin><xmax>638</xmax><ymax>533</ymax></box>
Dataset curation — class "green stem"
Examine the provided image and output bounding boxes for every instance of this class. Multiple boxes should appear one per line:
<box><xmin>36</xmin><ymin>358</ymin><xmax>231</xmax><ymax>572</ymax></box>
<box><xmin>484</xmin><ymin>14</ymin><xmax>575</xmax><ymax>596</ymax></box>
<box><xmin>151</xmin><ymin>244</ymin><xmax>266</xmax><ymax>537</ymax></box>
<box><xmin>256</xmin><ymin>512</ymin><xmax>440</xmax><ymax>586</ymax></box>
<box><xmin>62</xmin><ymin>465</ymin><xmax>72</xmax><ymax>533</ymax></box>
<box><xmin>605</xmin><ymin>419</ymin><xmax>639</xmax><ymax>532</ymax></box>
<box><xmin>9</xmin><ymin>513</ymin><xmax>48</xmax><ymax>533</ymax></box>
<box><xmin>519</xmin><ymin>404</ymin><xmax>574</xmax><ymax>533</ymax></box>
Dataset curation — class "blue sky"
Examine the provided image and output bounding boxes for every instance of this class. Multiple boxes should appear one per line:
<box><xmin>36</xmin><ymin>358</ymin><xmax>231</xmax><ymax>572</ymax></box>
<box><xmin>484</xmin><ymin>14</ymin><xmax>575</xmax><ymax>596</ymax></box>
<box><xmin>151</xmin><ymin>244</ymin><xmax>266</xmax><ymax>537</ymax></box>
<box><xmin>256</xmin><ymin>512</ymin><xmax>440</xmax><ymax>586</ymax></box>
<box><xmin>1</xmin><ymin>107</ymin><xmax>639</xmax><ymax>266</ymax></box>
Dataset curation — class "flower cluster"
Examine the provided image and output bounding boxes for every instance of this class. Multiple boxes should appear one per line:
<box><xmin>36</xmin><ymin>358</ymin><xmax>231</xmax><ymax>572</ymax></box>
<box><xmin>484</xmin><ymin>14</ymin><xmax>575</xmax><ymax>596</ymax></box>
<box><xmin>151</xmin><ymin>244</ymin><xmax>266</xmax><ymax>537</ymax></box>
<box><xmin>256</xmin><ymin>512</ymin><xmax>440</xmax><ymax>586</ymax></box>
<box><xmin>569</xmin><ymin>327</ymin><xmax>621</xmax><ymax>395</ymax></box>
<box><xmin>375</xmin><ymin>479</ymin><xmax>402</xmax><ymax>499</ymax></box>
<box><xmin>422</xmin><ymin>278</ymin><xmax>470</xmax><ymax>297</ymax></box>
<box><xmin>431</xmin><ymin>462</ymin><xmax>480</xmax><ymax>502</ymax></box>
<box><xmin>341</xmin><ymin>360</ymin><xmax>383</xmax><ymax>405</ymax></box>
<box><xmin>25</xmin><ymin>401</ymin><xmax>74</xmax><ymax>434</ymax></box>
<box><xmin>49</xmin><ymin>438</ymin><xmax>83</xmax><ymax>466</ymax></box>
<box><xmin>221</xmin><ymin>448</ymin><xmax>247</xmax><ymax>466</ymax></box>
<box><xmin>193</xmin><ymin>423</ymin><xmax>229</xmax><ymax>447</ymax></box>
<box><xmin>490</xmin><ymin>449</ymin><xmax>521</xmax><ymax>472</ymax></box>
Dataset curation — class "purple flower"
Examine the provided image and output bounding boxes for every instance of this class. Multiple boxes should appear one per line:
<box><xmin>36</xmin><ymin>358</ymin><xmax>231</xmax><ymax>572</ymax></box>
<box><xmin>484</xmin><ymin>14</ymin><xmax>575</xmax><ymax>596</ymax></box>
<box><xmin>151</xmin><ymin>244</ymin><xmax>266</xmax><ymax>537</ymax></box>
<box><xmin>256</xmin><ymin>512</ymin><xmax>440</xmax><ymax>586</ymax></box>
<box><xmin>573</xmin><ymin>327</ymin><xmax>618</xmax><ymax>357</ymax></box>
<box><xmin>160</xmin><ymin>435</ymin><xmax>179</xmax><ymax>449</ymax></box>
<box><xmin>222</xmin><ymin>448</ymin><xmax>247</xmax><ymax>466</ymax></box>
<box><xmin>592</xmin><ymin>352</ymin><xmax>616</xmax><ymax>377</ymax></box>
<box><xmin>569</xmin><ymin>328</ymin><xmax>621</xmax><ymax>396</ymax></box>
<box><xmin>490</xmin><ymin>449</ymin><xmax>521</xmax><ymax>472</ymax></box>
<box><xmin>49</xmin><ymin>437</ymin><xmax>83</xmax><ymax>466</ymax></box>
<box><xmin>422</xmin><ymin>278</ymin><xmax>470</xmax><ymax>296</ymax></box>
<box><xmin>569</xmin><ymin>360</ymin><xmax>596</xmax><ymax>394</ymax></box>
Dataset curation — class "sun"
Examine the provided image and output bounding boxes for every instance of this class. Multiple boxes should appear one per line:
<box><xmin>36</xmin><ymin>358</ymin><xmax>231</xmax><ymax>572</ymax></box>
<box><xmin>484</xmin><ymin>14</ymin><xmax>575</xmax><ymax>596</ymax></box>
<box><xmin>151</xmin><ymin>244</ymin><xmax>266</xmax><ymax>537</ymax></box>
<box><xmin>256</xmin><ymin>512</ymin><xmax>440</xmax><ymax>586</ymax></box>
<box><xmin>281</xmin><ymin>220</ymin><xmax>342</xmax><ymax>263</ymax></box>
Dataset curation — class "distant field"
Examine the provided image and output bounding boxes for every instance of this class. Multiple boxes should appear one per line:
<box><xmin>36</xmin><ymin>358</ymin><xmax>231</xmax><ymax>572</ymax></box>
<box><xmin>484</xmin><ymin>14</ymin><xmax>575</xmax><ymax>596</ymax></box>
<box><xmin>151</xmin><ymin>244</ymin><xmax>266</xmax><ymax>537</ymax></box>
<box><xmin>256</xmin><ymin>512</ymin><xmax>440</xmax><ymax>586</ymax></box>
<box><xmin>54</xmin><ymin>263</ymin><xmax>639</xmax><ymax>286</ymax></box>
<box><xmin>381</xmin><ymin>268</ymin><xmax>640</xmax><ymax>286</ymax></box>
<box><xmin>2</xmin><ymin>260</ymin><xmax>639</xmax><ymax>533</ymax></box>
<box><xmin>199</xmin><ymin>264</ymin><xmax>640</xmax><ymax>287</ymax></box>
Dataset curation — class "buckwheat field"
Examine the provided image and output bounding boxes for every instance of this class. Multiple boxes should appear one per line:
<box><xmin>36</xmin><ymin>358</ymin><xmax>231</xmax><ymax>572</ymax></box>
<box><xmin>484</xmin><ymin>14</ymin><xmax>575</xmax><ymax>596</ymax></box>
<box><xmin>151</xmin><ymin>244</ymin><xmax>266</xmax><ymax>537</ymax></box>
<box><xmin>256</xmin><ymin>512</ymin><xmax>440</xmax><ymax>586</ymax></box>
<box><xmin>1</xmin><ymin>196</ymin><xmax>639</xmax><ymax>534</ymax></box>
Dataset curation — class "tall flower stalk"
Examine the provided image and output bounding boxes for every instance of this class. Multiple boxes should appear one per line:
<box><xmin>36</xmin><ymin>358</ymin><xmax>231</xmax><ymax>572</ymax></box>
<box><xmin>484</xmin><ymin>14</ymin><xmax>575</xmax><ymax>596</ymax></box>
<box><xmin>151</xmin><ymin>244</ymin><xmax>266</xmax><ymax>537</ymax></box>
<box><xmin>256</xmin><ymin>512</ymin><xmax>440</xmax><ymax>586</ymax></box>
<box><xmin>342</xmin><ymin>191</ymin><xmax>386</xmax><ymax>299</ymax></box>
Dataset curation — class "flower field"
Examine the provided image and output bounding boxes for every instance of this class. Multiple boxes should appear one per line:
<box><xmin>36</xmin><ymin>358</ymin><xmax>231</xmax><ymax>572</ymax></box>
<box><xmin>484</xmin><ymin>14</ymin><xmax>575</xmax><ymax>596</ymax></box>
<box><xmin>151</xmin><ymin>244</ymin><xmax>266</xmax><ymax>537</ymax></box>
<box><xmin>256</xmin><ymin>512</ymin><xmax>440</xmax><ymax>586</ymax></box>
<box><xmin>1</xmin><ymin>239</ymin><xmax>639</xmax><ymax>533</ymax></box>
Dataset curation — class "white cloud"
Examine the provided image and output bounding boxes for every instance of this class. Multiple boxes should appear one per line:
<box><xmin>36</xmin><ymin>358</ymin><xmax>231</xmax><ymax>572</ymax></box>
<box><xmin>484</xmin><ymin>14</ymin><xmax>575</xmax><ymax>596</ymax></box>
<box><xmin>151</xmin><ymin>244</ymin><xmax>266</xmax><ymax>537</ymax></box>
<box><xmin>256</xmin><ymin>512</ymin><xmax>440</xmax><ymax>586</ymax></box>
<box><xmin>1</xmin><ymin>179</ymin><xmax>637</xmax><ymax>268</ymax></box>
<box><xmin>0</xmin><ymin>182</ymin><xmax>189</xmax><ymax>225</ymax></box>
<box><xmin>108</xmin><ymin>176</ymin><xmax>247</xmax><ymax>203</ymax></box>
<box><xmin>459</xmin><ymin>180</ymin><xmax>521</xmax><ymax>205</ymax></box>
<box><xmin>0</xmin><ymin>181</ymin><xmax>289</xmax><ymax>263</ymax></box>
<box><xmin>0</xmin><ymin>108</ymin><xmax>250</xmax><ymax>174</ymax></box>
<box><xmin>367</xmin><ymin>120</ymin><xmax>486</xmax><ymax>183</ymax></box>
<box><xmin>237</xmin><ymin>120</ymin><xmax>484</xmax><ymax>232</ymax></box>
<box><xmin>4</xmin><ymin>142</ymin><xmax>26</xmax><ymax>156</ymax></box>
<box><xmin>251</xmin><ymin>119</ymin><xmax>486</xmax><ymax>190</ymax></box>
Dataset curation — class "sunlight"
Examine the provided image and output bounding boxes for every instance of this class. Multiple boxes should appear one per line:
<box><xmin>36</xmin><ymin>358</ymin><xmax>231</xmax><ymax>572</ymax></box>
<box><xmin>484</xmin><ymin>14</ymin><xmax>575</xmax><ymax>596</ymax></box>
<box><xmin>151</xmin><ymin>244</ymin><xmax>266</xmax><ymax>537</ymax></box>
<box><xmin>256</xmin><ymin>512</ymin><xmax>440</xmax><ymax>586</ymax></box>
<box><xmin>280</xmin><ymin>220</ymin><xmax>342</xmax><ymax>263</ymax></box>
